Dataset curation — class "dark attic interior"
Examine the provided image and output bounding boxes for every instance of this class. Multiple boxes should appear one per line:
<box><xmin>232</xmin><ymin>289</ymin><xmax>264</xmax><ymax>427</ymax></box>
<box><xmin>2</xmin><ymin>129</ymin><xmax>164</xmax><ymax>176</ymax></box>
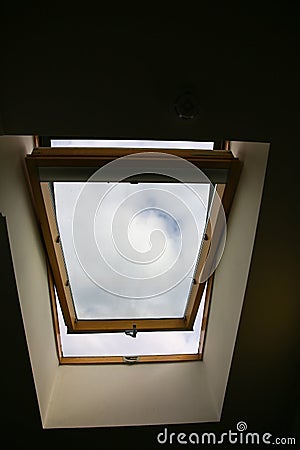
<box><xmin>0</xmin><ymin>5</ymin><xmax>299</xmax><ymax>448</ymax></box>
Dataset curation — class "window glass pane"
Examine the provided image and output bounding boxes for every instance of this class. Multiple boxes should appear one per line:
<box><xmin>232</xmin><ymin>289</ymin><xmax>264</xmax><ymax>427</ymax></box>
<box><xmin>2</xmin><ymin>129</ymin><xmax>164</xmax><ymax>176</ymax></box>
<box><xmin>57</xmin><ymin>284</ymin><xmax>206</xmax><ymax>357</ymax></box>
<box><xmin>51</xmin><ymin>139</ymin><xmax>214</xmax><ymax>150</ymax></box>
<box><xmin>54</xmin><ymin>181</ymin><xmax>210</xmax><ymax>319</ymax></box>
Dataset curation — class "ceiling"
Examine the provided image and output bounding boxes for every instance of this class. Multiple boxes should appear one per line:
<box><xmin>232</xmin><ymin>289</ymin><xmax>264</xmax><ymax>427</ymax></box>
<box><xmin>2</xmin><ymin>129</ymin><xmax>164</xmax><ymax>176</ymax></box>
<box><xmin>1</xmin><ymin>5</ymin><xmax>299</xmax><ymax>447</ymax></box>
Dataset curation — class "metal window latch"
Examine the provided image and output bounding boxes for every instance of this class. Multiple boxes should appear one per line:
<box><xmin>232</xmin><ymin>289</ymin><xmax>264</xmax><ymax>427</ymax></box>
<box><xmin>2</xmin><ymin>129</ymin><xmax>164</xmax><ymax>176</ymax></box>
<box><xmin>123</xmin><ymin>356</ymin><xmax>140</xmax><ymax>364</ymax></box>
<box><xmin>125</xmin><ymin>324</ymin><xmax>137</xmax><ymax>338</ymax></box>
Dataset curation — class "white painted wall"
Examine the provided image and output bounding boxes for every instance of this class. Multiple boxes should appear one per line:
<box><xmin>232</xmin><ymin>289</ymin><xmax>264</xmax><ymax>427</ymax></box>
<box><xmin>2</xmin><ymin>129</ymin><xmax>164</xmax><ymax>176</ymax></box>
<box><xmin>45</xmin><ymin>363</ymin><xmax>216</xmax><ymax>427</ymax></box>
<box><xmin>0</xmin><ymin>136</ymin><xmax>58</xmax><ymax>422</ymax></box>
<box><xmin>204</xmin><ymin>141</ymin><xmax>270</xmax><ymax>415</ymax></box>
<box><xmin>0</xmin><ymin>137</ymin><xmax>269</xmax><ymax>428</ymax></box>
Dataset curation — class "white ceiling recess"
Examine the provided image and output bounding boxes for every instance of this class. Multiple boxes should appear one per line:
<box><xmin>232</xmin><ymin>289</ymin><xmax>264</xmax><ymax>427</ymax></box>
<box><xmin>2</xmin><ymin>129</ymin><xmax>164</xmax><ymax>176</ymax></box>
<box><xmin>0</xmin><ymin>136</ymin><xmax>269</xmax><ymax>428</ymax></box>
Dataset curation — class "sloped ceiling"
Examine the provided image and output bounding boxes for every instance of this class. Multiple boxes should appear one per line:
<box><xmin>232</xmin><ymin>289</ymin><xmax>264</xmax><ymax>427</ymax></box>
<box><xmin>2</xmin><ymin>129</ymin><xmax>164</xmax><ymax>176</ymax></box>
<box><xmin>0</xmin><ymin>5</ymin><xmax>299</xmax><ymax>447</ymax></box>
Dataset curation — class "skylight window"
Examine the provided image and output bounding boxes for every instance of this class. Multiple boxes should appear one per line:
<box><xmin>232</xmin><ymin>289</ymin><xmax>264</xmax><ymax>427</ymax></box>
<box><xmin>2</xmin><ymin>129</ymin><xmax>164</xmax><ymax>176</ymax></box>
<box><xmin>25</xmin><ymin>139</ymin><xmax>241</xmax><ymax>363</ymax></box>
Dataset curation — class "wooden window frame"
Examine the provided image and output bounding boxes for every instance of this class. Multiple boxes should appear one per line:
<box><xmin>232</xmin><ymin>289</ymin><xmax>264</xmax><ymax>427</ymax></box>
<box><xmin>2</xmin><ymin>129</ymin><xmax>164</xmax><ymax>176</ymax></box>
<box><xmin>47</xmin><ymin>262</ymin><xmax>215</xmax><ymax>364</ymax></box>
<box><xmin>25</xmin><ymin>147</ymin><xmax>241</xmax><ymax>335</ymax></box>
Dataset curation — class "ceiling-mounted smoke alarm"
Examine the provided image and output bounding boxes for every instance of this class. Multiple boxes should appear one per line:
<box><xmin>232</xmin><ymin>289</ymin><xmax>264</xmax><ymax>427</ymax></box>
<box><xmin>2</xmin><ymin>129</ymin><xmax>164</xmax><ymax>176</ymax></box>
<box><xmin>175</xmin><ymin>91</ymin><xmax>200</xmax><ymax>119</ymax></box>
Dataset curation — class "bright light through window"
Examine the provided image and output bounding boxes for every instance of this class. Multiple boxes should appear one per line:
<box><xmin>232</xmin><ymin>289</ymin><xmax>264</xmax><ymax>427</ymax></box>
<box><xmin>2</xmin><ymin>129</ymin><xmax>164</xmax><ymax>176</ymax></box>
<box><xmin>54</xmin><ymin>182</ymin><xmax>210</xmax><ymax>320</ymax></box>
<box><xmin>51</xmin><ymin>139</ymin><xmax>214</xmax><ymax>150</ymax></box>
<box><xmin>56</xmin><ymin>287</ymin><xmax>206</xmax><ymax>357</ymax></box>
<box><xmin>50</xmin><ymin>139</ymin><xmax>214</xmax><ymax>358</ymax></box>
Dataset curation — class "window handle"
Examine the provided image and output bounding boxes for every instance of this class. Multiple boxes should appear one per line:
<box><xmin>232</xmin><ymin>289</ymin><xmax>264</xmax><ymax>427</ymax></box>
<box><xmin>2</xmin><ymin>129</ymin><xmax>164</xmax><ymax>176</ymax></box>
<box><xmin>125</xmin><ymin>324</ymin><xmax>138</xmax><ymax>338</ymax></box>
